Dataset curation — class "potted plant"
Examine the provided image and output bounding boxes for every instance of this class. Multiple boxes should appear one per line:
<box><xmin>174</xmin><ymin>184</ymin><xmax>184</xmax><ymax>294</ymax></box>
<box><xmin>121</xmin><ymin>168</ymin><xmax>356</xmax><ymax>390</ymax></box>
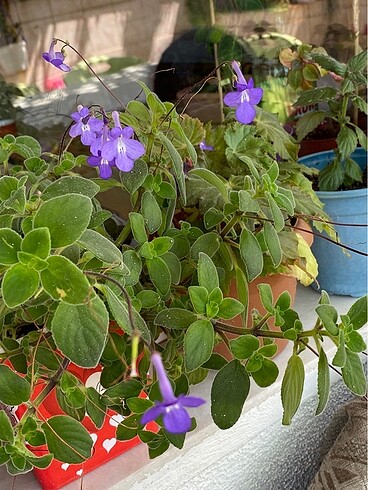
<box><xmin>0</xmin><ymin>76</ymin><xmax>23</xmax><ymax>136</ymax></box>
<box><xmin>0</xmin><ymin>39</ymin><xmax>365</xmax><ymax>489</ymax></box>
<box><xmin>280</xmin><ymin>44</ymin><xmax>368</xmax><ymax>297</ymax></box>
<box><xmin>0</xmin><ymin>0</ymin><xmax>28</xmax><ymax>77</ymax></box>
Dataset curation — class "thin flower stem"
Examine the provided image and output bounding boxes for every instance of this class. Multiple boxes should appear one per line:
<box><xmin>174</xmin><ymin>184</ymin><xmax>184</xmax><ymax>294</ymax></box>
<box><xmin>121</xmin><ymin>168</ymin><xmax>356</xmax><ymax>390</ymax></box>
<box><xmin>299</xmin><ymin>339</ymin><xmax>342</xmax><ymax>377</ymax></box>
<box><xmin>294</xmin><ymin>213</ymin><xmax>368</xmax><ymax>227</ymax></box>
<box><xmin>290</xmin><ymin>222</ymin><xmax>368</xmax><ymax>257</ymax></box>
<box><xmin>53</xmin><ymin>38</ymin><xmax>126</xmax><ymax>110</ymax></box>
<box><xmin>84</xmin><ymin>270</ymin><xmax>137</xmax><ymax>334</ymax></box>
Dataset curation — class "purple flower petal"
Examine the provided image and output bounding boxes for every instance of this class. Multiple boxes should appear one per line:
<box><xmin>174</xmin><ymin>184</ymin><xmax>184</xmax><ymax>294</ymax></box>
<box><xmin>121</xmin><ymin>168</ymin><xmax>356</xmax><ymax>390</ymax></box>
<box><xmin>224</xmin><ymin>91</ymin><xmax>242</xmax><ymax>108</ymax></box>
<box><xmin>42</xmin><ymin>40</ymin><xmax>70</xmax><ymax>72</ymax></box>
<box><xmin>115</xmin><ymin>153</ymin><xmax>135</xmax><ymax>172</ymax></box>
<box><xmin>125</xmin><ymin>139</ymin><xmax>145</xmax><ymax>160</ymax></box>
<box><xmin>178</xmin><ymin>395</ymin><xmax>206</xmax><ymax>408</ymax></box>
<box><xmin>199</xmin><ymin>140</ymin><xmax>214</xmax><ymax>151</ymax></box>
<box><xmin>162</xmin><ymin>405</ymin><xmax>192</xmax><ymax>434</ymax></box>
<box><xmin>99</xmin><ymin>162</ymin><xmax>113</xmax><ymax>179</ymax></box>
<box><xmin>236</xmin><ymin>101</ymin><xmax>256</xmax><ymax>125</ymax></box>
<box><xmin>248</xmin><ymin>87</ymin><xmax>263</xmax><ymax>105</ymax></box>
<box><xmin>141</xmin><ymin>404</ymin><xmax>164</xmax><ymax>425</ymax></box>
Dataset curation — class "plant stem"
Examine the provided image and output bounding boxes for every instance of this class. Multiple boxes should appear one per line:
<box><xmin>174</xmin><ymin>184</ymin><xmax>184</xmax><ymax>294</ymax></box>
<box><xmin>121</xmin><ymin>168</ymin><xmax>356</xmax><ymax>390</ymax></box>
<box><xmin>31</xmin><ymin>357</ymin><xmax>70</xmax><ymax>411</ymax></box>
<box><xmin>54</xmin><ymin>38</ymin><xmax>126</xmax><ymax>110</ymax></box>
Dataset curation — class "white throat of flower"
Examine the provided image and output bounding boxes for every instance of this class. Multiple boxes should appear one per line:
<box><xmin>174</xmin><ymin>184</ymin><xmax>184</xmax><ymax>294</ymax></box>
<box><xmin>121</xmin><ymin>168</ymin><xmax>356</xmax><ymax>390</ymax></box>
<box><xmin>240</xmin><ymin>89</ymin><xmax>250</xmax><ymax>103</ymax></box>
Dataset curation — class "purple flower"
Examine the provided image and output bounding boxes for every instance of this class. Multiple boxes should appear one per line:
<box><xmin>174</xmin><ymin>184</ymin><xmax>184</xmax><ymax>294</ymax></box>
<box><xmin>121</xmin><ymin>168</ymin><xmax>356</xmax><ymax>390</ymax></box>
<box><xmin>224</xmin><ymin>61</ymin><xmax>263</xmax><ymax>124</ymax></box>
<box><xmin>101</xmin><ymin>111</ymin><xmax>145</xmax><ymax>172</ymax></box>
<box><xmin>69</xmin><ymin>105</ymin><xmax>104</xmax><ymax>146</ymax></box>
<box><xmin>87</xmin><ymin>153</ymin><xmax>115</xmax><ymax>179</ymax></box>
<box><xmin>199</xmin><ymin>140</ymin><xmax>214</xmax><ymax>151</ymax></box>
<box><xmin>42</xmin><ymin>40</ymin><xmax>71</xmax><ymax>72</ymax></box>
<box><xmin>141</xmin><ymin>352</ymin><xmax>205</xmax><ymax>434</ymax></box>
<box><xmin>87</xmin><ymin>125</ymin><xmax>115</xmax><ymax>179</ymax></box>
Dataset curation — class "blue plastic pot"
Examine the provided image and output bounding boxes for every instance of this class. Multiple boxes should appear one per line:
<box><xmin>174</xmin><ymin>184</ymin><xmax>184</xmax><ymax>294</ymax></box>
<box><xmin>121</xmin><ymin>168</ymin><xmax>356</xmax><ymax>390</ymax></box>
<box><xmin>299</xmin><ymin>148</ymin><xmax>367</xmax><ymax>297</ymax></box>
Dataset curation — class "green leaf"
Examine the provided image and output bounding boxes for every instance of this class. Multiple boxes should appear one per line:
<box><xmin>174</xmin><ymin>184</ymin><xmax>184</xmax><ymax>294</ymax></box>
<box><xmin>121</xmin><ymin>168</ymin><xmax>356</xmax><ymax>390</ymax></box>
<box><xmin>211</xmin><ymin>360</ymin><xmax>250</xmax><ymax>429</ymax></box>
<box><xmin>263</xmin><ymin>222</ymin><xmax>282</xmax><ymax>267</ymax></box>
<box><xmin>161</xmin><ymin>252</ymin><xmax>181</xmax><ymax>285</ymax></box>
<box><xmin>4</xmin><ymin>187</ymin><xmax>26</xmax><ymax>214</ymax></box>
<box><xmin>315</xmin><ymin>347</ymin><xmax>330</xmax><ymax>416</ymax></box>
<box><xmin>0</xmin><ymin>411</ymin><xmax>14</xmax><ymax>443</ymax></box>
<box><xmin>281</xmin><ymin>354</ymin><xmax>305</xmax><ymax>425</ymax></box>
<box><xmin>42</xmin><ymin>176</ymin><xmax>100</xmax><ymax>200</ymax></box>
<box><xmin>238</xmin><ymin>190</ymin><xmax>260</xmax><ymax>214</ymax></box>
<box><xmin>184</xmin><ymin>319</ymin><xmax>214</xmax><ymax>372</ymax></box>
<box><xmin>146</xmin><ymin>256</ymin><xmax>171</xmax><ymax>296</ymax></box>
<box><xmin>0</xmin><ymin>228</ymin><xmax>21</xmax><ymax>264</ymax></box>
<box><xmin>337</xmin><ymin>126</ymin><xmax>357</xmax><ymax>159</ymax></box>
<box><xmin>41</xmin><ymin>255</ymin><xmax>94</xmax><ymax>304</ymax></box>
<box><xmin>315</xmin><ymin>304</ymin><xmax>339</xmax><ymax>336</ymax></box>
<box><xmin>150</xmin><ymin>237</ymin><xmax>174</xmax><ymax>257</ymax></box>
<box><xmin>122</xmin><ymin>250</ymin><xmax>142</xmax><ymax>286</ymax></box>
<box><xmin>141</xmin><ymin>190</ymin><xmax>162</xmax><ymax>233</ymax></box>
<box><xmin>346</xmin><ymin>330</ymin><xmax>366</xmax><ymax>353</ymax></box>
<box><xmin>341</xmin><ymin>349</ymin><xmax>366</xmax><ymax>396</ymax></box>
<box><xmin>120</xmin><ymin>158</ymin><xmax>148</xmax><ymax>194</ymax></box>
<box><xmin>157</xmin><ymin>131</ymin><xmax>186</xmax><ymax>204</ymax></box>
<box><xmin>189</xmin><ymin>168</ymin><xmax>228</xmax><ymax>202</ymax></box>
<box><xmin>129</xmin><ymin>212</ymin><xmax>147</xmax><ymax>245</ymax></box>
<box><xmin>318</xmin><ymin>159</ymin><xmax>344</xmax><ymax>191</ymax></box>
<box><xmin>14</xmin><ymin>135</ymin><xmax>42</xmax><ymax>158</ymax></box>
<box><xmin>51</xmin><ymin>295</ymin><xmax>109</xmax><ymax>367</ymax></box>
<box><xmin>85</xmin><ymin>387</ymin><xmax>106</xmax><ymax>429</ymax></box>
<box><xmin>21</xmin><ymin>228</ymin><xmax>51</xmax><ymax>259</ymax></box>
<box><xmin>347</xmin><ymin>295</ymin><xmax>367</xmax><ymax>330</ymax></box>
<box><xmin>42</xmin><ymin>415</ymin><xmax>93</xmax><ymax>464</ymax></box>
<box><xmin>104</xmin><ymin>285</ymin><xmax>151</xmax><ymax>343</ymax></box>
<box><xmin>217</xmin><ymin>297</ymin><xmax>244</xmax><ymax>320</ymax></box>
<box><xmin>0</xmin><ymin>364</ymin><xmax>31</xmax><ymax>405</ymax></box>
<box><xmin>251</xmin><ymin>358</ymin><xmax>279</xmax><ymax>387</ymax></box>
<box><xmin>293</xmin><ymin>113</ymin><xmax>317</xmax><ymax>144</ymax></box>
<box><xmin>347</xmin><ymin>49</ymin><xmax>367</xmax><ymax>71</ymax></box>
<box><xmin>2</xmin><ymin>263</ymin><xmax>39</xmax><ymax>307</ymax></box>
<box><xmin>197</xmin><ymin>252</ymin><xmax>219</xmax><ymax>292</ymax></box>
<box><xmin>190</xmin><ymin>232</ymin><xmax>220</xmax><ymax>260</ymax></box>
<box><xmin>344</xmin><ymin>157</ymin><xmax>363</xmax><ymax>183</ymax></box>
<box><xmin>78</xmin><ymin>229</ymin><xmax>123</xmax><ymax>264</ymax></box>
<box><xmin>102</xmin><ymin>379</ymin><xmax>142</xmax><ymax>405</ymax></box>
<box><xmin>295</xmin><ymin>87</ymin><xmax>338</xmax><ymax>107</ymax></box>
<box><xmin>230</xmin><ymin>335</ymin><xmax>259</xmax><ymax>360</ymax></box>
<box><xmin>26</xmin><ymin>454</ymin><xmax>53</xmax><ymax>470</ymax></box>
<box><xmin>257</xmin><ymin>283</ymin><xmax>274</xmax><ymax>313</ymax></box>
<box><xmin>154</xmin><ymin>308</ymin><xmax>198</xmax><ymax>329</ymax></box>
<box><xmin>126</xmin><ymin>397</ymin><xmax>153</xmax><ymax>414</ymax></box>
<box><xmin>136</xmin><ymin>290</ymin><xmax>160</xmax><ymax>309</ymax></box>
<box><xmin>355</xmin><ymin>126</ymin><xmax>368</xmax><ymax>151</ymax></box>
<box><xmin>239</xmin><ymin>228</ymin><xmax>263</xmax><ymax>282</ymax></box>
<box><xmin>33</xmin><ymin>194</ymin><xmax>92</xmax><ymax>248</ymax></box>
<box><xmin>116</xmin><ymin>424</ymin><xmax>138</xmax><ymax>441</ymax></box>
<box><xmin>189</xmin><ymin>286</ymin><xmax>208</xmax><ymax>315</ymax></box>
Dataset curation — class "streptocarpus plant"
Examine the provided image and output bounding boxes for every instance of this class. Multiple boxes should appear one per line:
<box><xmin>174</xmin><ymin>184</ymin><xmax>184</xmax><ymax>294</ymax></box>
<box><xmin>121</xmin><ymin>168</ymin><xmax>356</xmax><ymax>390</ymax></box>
<box><xmin>0</xmin><ymin>39</ymin><xmax>365</xmax><ymax>475</ymax></box>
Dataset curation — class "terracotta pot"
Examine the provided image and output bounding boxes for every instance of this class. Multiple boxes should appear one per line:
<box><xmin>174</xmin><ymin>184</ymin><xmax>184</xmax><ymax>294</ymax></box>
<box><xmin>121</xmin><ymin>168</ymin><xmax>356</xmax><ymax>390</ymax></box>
<box><xmin>0</xmin><ymin>119</ymin><xmax>17</xmax><ymax>137</ymax></box>
<box><xmin>216</xmin><ymin>219</ymin><xmax>313</xmax><ymax>359</ymax></box>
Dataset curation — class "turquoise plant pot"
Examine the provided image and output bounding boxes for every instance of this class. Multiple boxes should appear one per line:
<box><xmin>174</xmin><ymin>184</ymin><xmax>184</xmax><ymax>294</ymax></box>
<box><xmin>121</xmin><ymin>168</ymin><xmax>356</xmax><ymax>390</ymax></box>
<box><xmin>299</xmin><ymin>148</ymin><xmax>367</xmax><ymax>297</ymax></box>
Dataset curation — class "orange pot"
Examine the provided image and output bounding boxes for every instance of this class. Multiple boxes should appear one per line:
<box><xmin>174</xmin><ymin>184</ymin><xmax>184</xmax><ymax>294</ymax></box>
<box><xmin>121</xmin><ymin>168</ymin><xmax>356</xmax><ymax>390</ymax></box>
<box><xmin>216</xmin><ymin>219</ymin><xmax>313</xmax><ymax>359</ymax></box>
